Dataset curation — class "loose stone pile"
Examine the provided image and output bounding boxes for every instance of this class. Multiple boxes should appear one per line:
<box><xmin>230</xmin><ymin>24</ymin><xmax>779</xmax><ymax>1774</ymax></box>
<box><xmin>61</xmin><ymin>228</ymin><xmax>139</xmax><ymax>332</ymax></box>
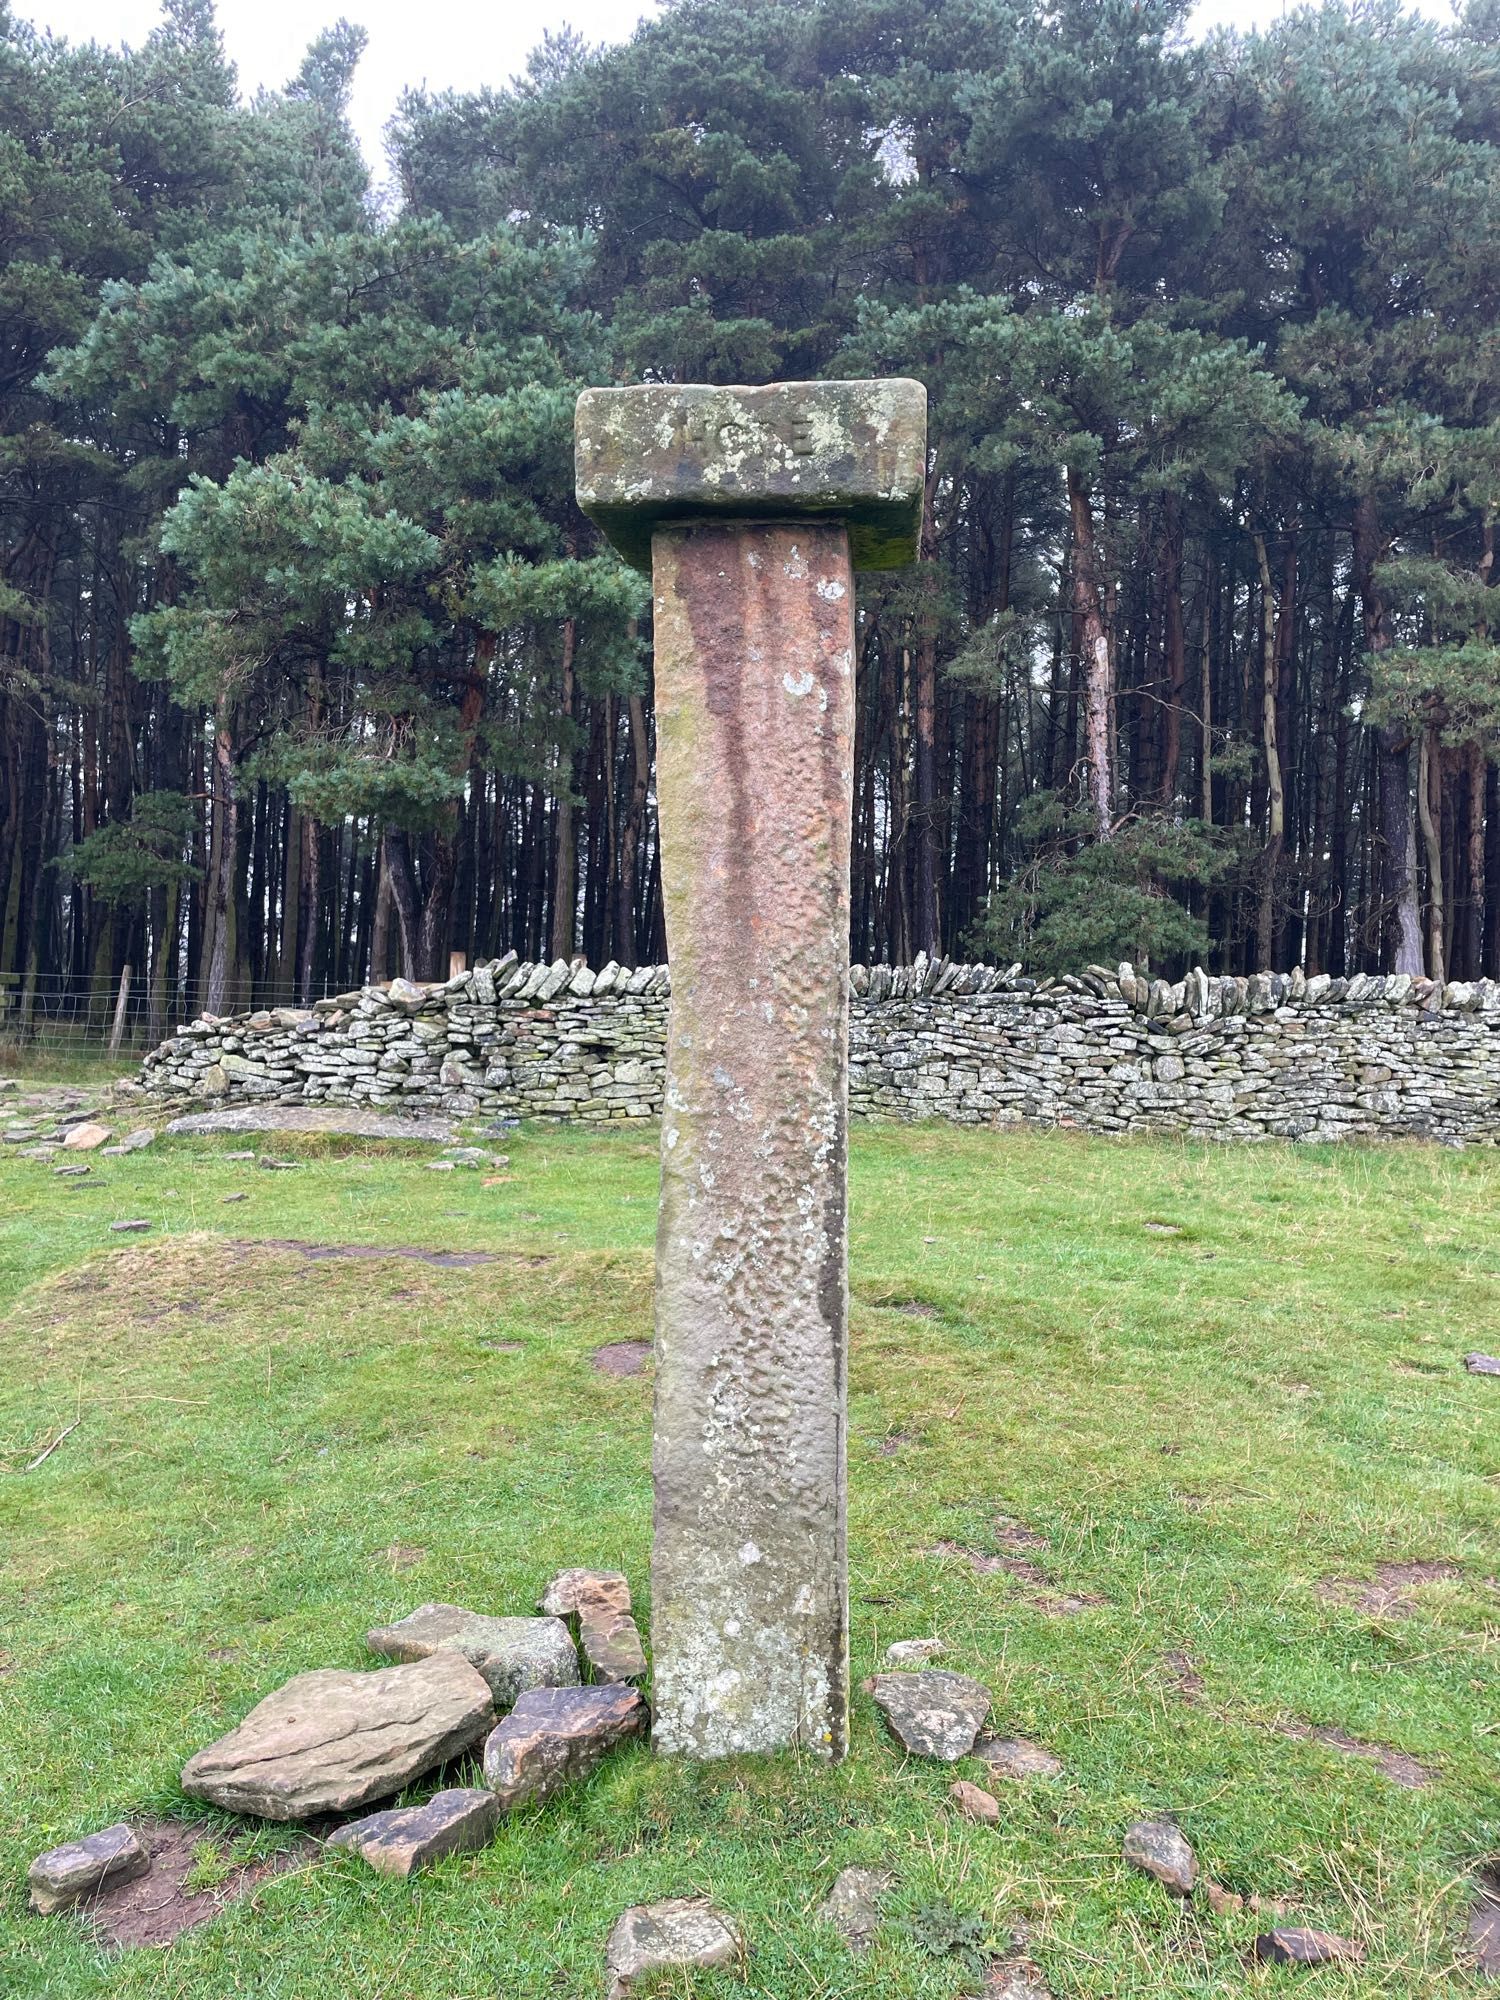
<box><xmin>136</xmin><ymin>951</ymin><xmax>1500</xmax><ymax>1145</ymax></box>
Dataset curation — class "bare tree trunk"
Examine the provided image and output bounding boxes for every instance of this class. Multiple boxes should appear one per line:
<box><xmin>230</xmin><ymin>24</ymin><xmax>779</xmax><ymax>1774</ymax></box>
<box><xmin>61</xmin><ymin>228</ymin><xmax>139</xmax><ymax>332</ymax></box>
<box><xmin>1067</xmin><ymin>465</ymin><xmax>1114</xmax><ymax>841</ymax></box>
<box><xmin>1354</xmin><ymin>495</ymin><xmax>1422</xmax><ymax>973</ymax></box>
<box><xmin>1252</xmin><ymin>533</ymin><xmax>1286</xmax><ymax>969</ymax></box>
<box><xmin>614</xmin><ymin>690</ymin><xmax>650</xmax><ymax>966</ymax></box>
<box><xmin>550</xmin><ymin>615</ymin><xmax>578</xmax><ymax>962</ymax></box>
<box><xmin>204</xmin><ymin>712</ymin><xmax>237</xmax><ymax>1017</ymax></box>
<box><xmin>1417</xmin><ymin>725</ymin><xmax>1445</xmax><ymax>983</ymax></box>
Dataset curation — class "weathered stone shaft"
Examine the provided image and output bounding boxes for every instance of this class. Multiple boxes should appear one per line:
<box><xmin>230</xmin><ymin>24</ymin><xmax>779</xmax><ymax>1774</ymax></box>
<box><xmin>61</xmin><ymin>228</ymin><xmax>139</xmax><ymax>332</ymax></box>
<box><xmin>649</xmin><ymin>518</ymin><xmax>855</xmax><ymax>1759</ymax></box>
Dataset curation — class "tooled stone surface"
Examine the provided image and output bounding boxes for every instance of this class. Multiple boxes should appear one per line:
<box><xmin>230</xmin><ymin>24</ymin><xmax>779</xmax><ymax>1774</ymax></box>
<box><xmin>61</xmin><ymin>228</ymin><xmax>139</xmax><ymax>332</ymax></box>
<box><xmin>327</xmin><ymin>1787</ymin><xmax>500</xmax><ymax>1877</ymax></box>
<box><xmin>1123</xmin><ymin>1820</ymin><xmax>1198</xmax><ymax>1897</ymax></box>
<box><xmin>180</xmin><ymin>1655</ymin><xmax>495</xmax><ymax>1819</ymax></box>
<box><xmin>482</xmin><ymin>1683</ymin><xmax>646</xmax><ymax>1810</ymax></box>
<box><xmin>649</xmin><ymin>519</ymin><xmax>855</xmax><ymax>1762</ymax></box>
<box><xmin>28</xmin><ymin>1823</ymin><xmax>149</xmax><ymax>1914</ymax></box>
<box><xmin>867</xmin><ymin>1670</ymin><xmax>991</xmax><ymax>1761</ymax></box>
<box><xmin>575</xmin><ymin>378</ymin><xmax>926</xmax><ymax>572</ymax></box>
<box><xmin>604</xmin><ymin>1897</ymin><xmax>741</xmax><ymax>1999</ymax></box>
<box><xmin>365</xmin><ymin>1604</ymin><xmax>579</xmax><ymax>1704</ymax></box>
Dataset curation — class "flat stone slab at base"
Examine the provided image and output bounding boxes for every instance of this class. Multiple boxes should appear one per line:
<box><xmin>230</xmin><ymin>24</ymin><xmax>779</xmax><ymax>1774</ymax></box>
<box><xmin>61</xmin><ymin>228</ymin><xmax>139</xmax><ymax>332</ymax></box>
<box><xmin>164</xmin><ymin>1106</ymin><xmax>456</xmax><ymax>1141</ymax></box>
<box><xmin>605</xmin><ymin>1897</ymin><xmax>741</xmax><ymax>1999</ymax></box>
<box><xmin>816</xmin><ymin>1864</ymin><xmax>893</xmax><ymax>1952</ymax></box>
<box><xmin>181</xmin><ymin>1655</ymin><xmax>495</xmax><ymax>1819</ymax></box>
<box><xmin>29</xmin><ymin>1823</ymin><xmax>149</xmax><ymax>1914</ymax></box>
<box><xmin>1253</xmin><ymin>1927</ymin><xmax>1366</xmax><ymax>1965</ymax></box>
<box><xmin>366</xmin><ymin>1604</ymin><xmax>579</xmax><ymax>1704</ymax></box>
<box><xmin>866</xmin><ymin>1670</ymin><xmax>991</xmax><ymax>1761</ymax></box>
<box><xmin>483</xmin><ymin>1684</ymin><xmax>646</xmax><ymax>1810</ymax></box>
<box><xmin>1123</xmin><ymin>1820</ymin><xmax>1197</xmax><ymax>1897</ymax></box>
<box><xmin>328</xmin><ymin>1788</ymin><xmax>500</xmax><ymax>1877</ymax></box>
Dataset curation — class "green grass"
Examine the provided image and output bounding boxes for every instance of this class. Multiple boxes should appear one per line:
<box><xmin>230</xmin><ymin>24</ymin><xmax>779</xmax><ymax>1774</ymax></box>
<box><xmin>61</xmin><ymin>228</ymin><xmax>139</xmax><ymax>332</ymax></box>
<box><xmin>1</xmin><ymin>1122</ymin><xmax>1497</xmax><ymax>1997</ymax></box>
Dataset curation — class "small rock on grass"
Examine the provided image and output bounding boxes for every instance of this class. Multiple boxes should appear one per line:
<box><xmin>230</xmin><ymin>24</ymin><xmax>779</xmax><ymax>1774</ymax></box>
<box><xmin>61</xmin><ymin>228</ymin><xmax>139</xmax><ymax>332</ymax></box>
<box><xmin>976</xmin><ymin>1736</ymin><xmax>1062</xmax><ymax>1780</ymax></box>
<box><xmin>110</xmin><ymin>1219</ymin><xmax>152</xmax><ymax>1234</ymax></box>
<box><xmin>1465</xmin><ymin>1352</ymin><xmax>1500</xmax><ymax>1377</ymax></box>
<box><xmin>222</xmin><ymin>1192</ymin><xmax>248</xmax><ymax>1203</ymax></box>
<box><xmin>886</xmin><ymin>1637</ymin><xmax>944</xmax><ymax>1666</ymax></box>
<box><xmin>53</xmin><ymin>1164</ymin><xmax>90</xmax><ymax>1178</ymax></box>
<box><xmin>328</xmin><ymin>1788</ymin><xmax>499</xmax><ymax>1878</ymax></box>
<box><xmin>537</xmin><ymin>1570</ymin><xmax>647</xmax><ymax>1682</ymax></box>
<box><xmin>816</xmin><ymin>1865</ymin><xmax>893</xmax><ymax>1952</ymax></box>
<box><xmin>866</xmin><ymin>1669</ymin><xmax>991</xmax><ymax>1761</ymax></box>
<box><xmin>973</xmin><ymin>1959</ymin><xmax>1055</xmax><ymax>1999</ymax></box>
<box><xmin>605</xmin><ymin>1898</ymin><xmax>740</xmax><ymax>2000</ymax></box>
<box><xmin>366</xmin><ymin>1603</ymin><xmax>578</xmax><ymax>1705</ymax></box>
<box><xmin>1252</xmin><ymin>1928</ymin><xmax>1365</xmax><ymax>1965</ymax></box>
<box><xmin>61</xmin><ymin>1122</ymin><xmax>112</xmax><ymax>1151</ymax></box>
<box><xmin>1123</xmin><ymin>1820</ymin><xmax>1197</xmax><ymax>1897</ymax></box>
<box><xmin>950</xmin><ymin>1779</ymin><xmax>1000</xmax><ymax>1825</ymax></box>
<box><xmin>483</xmin><ymin>1683</ymin><xmax>645</xmax><ymax>1811</ymax></box>
<box><xmin>29</xmin><ymin>1823</ymin><xmax>149</xmax><ymax>1915</ymax></box>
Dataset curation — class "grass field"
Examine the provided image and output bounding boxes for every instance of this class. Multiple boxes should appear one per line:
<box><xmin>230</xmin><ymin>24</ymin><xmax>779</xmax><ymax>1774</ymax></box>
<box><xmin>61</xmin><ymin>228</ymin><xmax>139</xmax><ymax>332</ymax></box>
<box><xmin>1</xmin><ymin>1118</ymin><xmax>1497</xmax><ymax>1998</ymax></box>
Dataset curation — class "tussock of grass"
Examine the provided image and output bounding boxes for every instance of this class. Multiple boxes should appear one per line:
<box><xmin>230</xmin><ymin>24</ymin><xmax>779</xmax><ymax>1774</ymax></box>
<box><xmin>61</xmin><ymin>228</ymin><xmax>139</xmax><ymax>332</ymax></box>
<box><xmin>1</xmin><ymin>1122</ymin><xmax>1497</xmax><ymax>1996</ymax></box>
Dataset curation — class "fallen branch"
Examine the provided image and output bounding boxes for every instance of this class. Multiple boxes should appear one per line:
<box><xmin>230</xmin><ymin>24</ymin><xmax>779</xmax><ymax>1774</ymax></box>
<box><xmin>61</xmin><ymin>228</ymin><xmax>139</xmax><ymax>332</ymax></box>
<box><xmin>25</xmin><ymin>1420</ymin><xmax>80</xmax><ymax>1472</ymax></box>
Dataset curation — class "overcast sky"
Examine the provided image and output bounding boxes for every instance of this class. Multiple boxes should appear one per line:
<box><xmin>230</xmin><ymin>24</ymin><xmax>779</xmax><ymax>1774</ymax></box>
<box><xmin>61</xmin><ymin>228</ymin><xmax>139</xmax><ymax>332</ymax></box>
<box><xmin>16</xmin><ymin>0</ymin><xmax>1457</xmax><ymax>178</ymax></box>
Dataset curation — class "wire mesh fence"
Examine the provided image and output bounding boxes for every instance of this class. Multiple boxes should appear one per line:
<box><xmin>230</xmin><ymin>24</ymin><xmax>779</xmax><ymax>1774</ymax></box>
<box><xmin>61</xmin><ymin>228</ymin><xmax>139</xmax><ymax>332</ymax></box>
<box><xmin>0</xmin><ymin>968</ymin><xmax>353</xmax><ymax>1067</ymax></box>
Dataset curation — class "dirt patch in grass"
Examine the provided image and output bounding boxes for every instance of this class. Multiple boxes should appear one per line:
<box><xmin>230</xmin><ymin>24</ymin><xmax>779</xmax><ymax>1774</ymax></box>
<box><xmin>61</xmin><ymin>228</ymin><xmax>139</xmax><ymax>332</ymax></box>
<box><xmin>78</xmin><ymin>1819</ymin><xmax>314</xmax><ymax>1949</ymax></box>
<box><xmin>1470</xmin><ymin>1863</ymin><xmax>1500</xmax><ymax>1976</ymax></box>
<box><xmin>238</xmin><ymin>1238</ymin><xmax>514</xmax><ymax>1269</ymax></box>
<box><xmin>1274</xmin><ymin>1718</ymin><xmax>1435</xmax><ymax>1789</ymax></box>
<box><xmin>1161</xmin><ymin>1650</ymin><xmax>1207</xmax><ymax>1703</ymax></box>
<box><xmin>1316</xmin><ymin>1559</ymin><xmax>1462</xmax><ymax>1617</ymax></box>
<box><xmin>992</xmin><ymin>1515</ymin><xmax>1049</xmax><ymax>1552</ymax></box>
<box><xmin>592</xmin><ymin>1338</ymin><xmax>651</xmax><ymax>1376</ymax></box>
<box><xmin>927</xmin><ymin>1540</ymin><xmax>1104</xmax><ymax>1614</ymax></box>
<box><xmin>869</xmin><ymin>1429</ymin><xmax>917</xmax><ymax>1456</ymax></box>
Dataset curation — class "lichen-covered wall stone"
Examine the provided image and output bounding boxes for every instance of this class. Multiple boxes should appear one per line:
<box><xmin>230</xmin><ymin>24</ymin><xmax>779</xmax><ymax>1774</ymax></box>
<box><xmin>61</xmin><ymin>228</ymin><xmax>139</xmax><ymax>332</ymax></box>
<box><xmin>138</xmin><ymin>952</ymin><xmax>1500</xmax><ymax>1147</ymax></box>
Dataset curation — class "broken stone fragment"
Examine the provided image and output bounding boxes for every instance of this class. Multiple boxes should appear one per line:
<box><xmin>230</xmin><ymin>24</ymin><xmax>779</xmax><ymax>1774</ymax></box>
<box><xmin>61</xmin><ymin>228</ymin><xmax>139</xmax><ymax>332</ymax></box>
<box><xmin>482</xmin><ymin>1683</ymin><xmax>646</xmax><ymax>1811</ymax></box>
<box><xmin>1123</xmin><ymin>1820</ymin><xmax>1197</xmax><ymax>1897</ymax></box>
<box><xmin>885</xmin><ymin>1637</ymin><xmax>945</xmax><ymax>1666</ymax></box>
<box><xmin>604</xmin><ymin>1897</ymin><xmax>741</xmax><ymax>2000</ymax></box>
<box><xmin>537</xmin><ymin>1570</ymin><xmax>646</xmax><ymax>1683</ymax></box>
<box><xmin>578</xmin><ymin>1609</ymin><xmax>648</xmax><ymax>1683</ymax></box>
<box><xmin>365</xmin><ymin>1604</ymin><xmax>579</xmax><ymax>1705</ymax></box>
<box><xmin>539</xmin><ymin>1568</ymin><xmax>632</xmax><ymax>1620</ymax></box>
<box><xmin>816</xmin><ymin>1864</ymin><xmax>893</xmax><ymax>1952</ymax></box>
<box><xmin>1204</xmin><ymin>1880</ymin><xmax>1244</xmax><ymax>1915</ymax></box>
<box><xmin>1252</xmin><ymin>1927</ymin><xmax>1366</xmax><ymax>1965</ymax></box>
<box><xmin>1465</xmin><ymin>1352</ymin><xmax>1500</xmax><ymax>1376</ymax></box>
<box><xmin>866</xmin><ymin>1670</ymin><xmax>991</xmax><ymax>1761</ymax></box>
<box><xmin>950</xmin><ymin>1779</ymin><xmax>1001</xmax><ymax>1825</ymax></box>
<box><xmin>327</xmin><ymin>1787</ymin><xmax>499</xmax><ymax>1878</ymax></box>
<box><xmin>976</xmin><ymin>1736</ymin><xmax>1063</xmax><ymax>1780</ymax></box>
<box><xmin>181</xmin><ymin>1655</ymin><xmax>495</xmax><ymax>1819</ymax></box>
<box><xmin>109</xmin><ymin>1219</ymin><xmax>152</xmax><ymax>1233</ymax></box>
<box><xmin>28</xmin><ymin>1823</ymin><xmax>149</xmax><ymax>1915</ymax></box>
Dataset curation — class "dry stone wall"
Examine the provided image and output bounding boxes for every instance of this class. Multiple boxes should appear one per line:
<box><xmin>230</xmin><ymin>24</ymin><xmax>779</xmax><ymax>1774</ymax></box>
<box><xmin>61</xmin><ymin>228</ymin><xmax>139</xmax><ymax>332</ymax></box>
<box><xmin>139</xmin><ymin>952</ymin><xmax>1500</xmax><ymax>1145</ymax></box>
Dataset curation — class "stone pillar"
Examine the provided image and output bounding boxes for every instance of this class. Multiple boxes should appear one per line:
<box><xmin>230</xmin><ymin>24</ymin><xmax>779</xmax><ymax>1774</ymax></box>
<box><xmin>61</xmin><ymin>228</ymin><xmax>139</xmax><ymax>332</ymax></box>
<box><xmin>575</xmin><ymin>379</ymin><xmax>926</xmax><ymax>1759</ymax></box>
